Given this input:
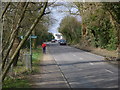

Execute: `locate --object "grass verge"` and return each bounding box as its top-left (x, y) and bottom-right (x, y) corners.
top-left (3, 47), bottom-right (43, 88)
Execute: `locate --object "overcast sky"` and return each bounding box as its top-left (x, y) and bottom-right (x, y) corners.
top-left (48, 2), bottom-right (81, 34)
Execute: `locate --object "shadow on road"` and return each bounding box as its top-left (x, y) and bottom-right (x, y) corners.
top-left (58, 60), bottom-right (117, 66)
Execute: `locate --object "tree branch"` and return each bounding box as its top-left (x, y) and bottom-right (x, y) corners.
top-left (1, 2), bottom-right (10, 19)
top-left (2, 1), bottom-right (48, 82)
top-left (2, 2), bottom-right (29, 70)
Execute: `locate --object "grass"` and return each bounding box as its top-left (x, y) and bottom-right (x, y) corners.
top-left (3, 47), bottom-right (43, 88)
top-left (31, 48), bottom-right (43, 73)
top-left (3, 77), bottom-right (30, 88)
top-left (73, 44), bottom-right (117, 58)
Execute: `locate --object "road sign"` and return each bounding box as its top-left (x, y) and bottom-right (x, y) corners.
top-left (30, 35), bottom-right (37, 39)
top-left (20, 35), bottom-right (37, 39)
top-left (20, 36), bottom-right (23, 39)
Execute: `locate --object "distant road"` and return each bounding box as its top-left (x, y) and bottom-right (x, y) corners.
top-left (48, 43), bottom-right (118, 88)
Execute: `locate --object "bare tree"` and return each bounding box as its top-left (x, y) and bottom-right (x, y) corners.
top-left (2, 1), bottom-right (48, 82)
top-left (0, 2), bottom-right (10, 19)
top-left (2, 2), bottom-right (29, 69)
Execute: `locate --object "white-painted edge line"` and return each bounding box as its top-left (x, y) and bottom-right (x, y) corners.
top-left (53, 56), bottom-right (72, 88)
top-left (89, 62), bottom-right (94, 65)
top-left (105, 69), bottom-right (114, 74)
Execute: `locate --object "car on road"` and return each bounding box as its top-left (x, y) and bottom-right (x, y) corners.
top-left (51, 39), bottom-right (57, 43)
top-left (59, 39), bottom-right (67, 45)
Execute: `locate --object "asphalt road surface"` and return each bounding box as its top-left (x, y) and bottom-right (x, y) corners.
top-left (47, 42), bottom-right (119, 88)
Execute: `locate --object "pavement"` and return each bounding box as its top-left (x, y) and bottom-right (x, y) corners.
top-left (31, 48), bottom-right (70, 88)
top-left (31, 43), bottom-right (119, 88)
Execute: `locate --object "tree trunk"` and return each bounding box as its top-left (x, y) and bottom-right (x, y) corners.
top-left (1, 3), bottom-right (20, 59)
top-left (2, 2), bottom-right (29, 70)
top-left (1, 2), bottom-right (10, 19)
top-left (2, 2), bottom-right (48, 82)
top-left (0, 2), bottom-right (3, 88)
top-left (13, 50), bottom-right (20, 67)
top-left (2, 38), bottom-right (15, 69)
top-left (11, 37), bottom-right (20, 67)
top-left (1, 2), bottom-right (11, 63)
top-left (11, 3), bottom-right (27, 67)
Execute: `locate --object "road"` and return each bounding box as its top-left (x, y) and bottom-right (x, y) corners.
top-left (47, 42), bottom-right (119, 88)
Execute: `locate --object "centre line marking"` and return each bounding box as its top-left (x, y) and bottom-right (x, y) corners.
top-left (89, 62), bottom-right (94, 65)
top-left (105, 69), bottom-right (114, 74)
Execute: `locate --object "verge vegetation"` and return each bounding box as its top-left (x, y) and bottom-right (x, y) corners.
top-left (3, 47), bottom-right (42, 88)
top-left (59, 3), bottom-right (120, 61)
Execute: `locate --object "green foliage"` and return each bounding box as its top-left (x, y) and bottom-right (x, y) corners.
top-left (3, 78), bottom-right (30, 88)
top-left (32, 48), bottom-right (42, 62)
top-left (31, 47), bottom-right (43, 73)
top-left (36, 32), bottom-right (53, 45)
top-left (4, 2), bottom-right (53, 49)
top-left (73, 2), bottom-right (118, 50)
top-left (20, 31), bottom-right (54, 49)
top-left (3, 47), bottom-right (43, 88)
top-left (106, 28), bottom-right (117, 50)
top-left (103, 3), bottom-right (120, 24)
top-left (59, 16), bottom-right (82, 44)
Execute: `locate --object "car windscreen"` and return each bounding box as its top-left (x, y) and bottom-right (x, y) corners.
top-left (60, 40), bottom-right (66, 42)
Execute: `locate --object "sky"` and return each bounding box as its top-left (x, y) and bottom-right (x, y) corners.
top-left (48, 4), bottom-right (69, 34)
top-left (48, 2), bottom-right (81, 34)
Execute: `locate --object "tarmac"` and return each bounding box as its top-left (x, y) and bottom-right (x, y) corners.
top-left (30, 49), bottom-right (70, 88)
top-left (30, 44), bottom-right (118, 88)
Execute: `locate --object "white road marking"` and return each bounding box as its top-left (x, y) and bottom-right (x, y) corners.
top-left (105, 69), bottom-right (114, 74)
top-left (73, 54), bottom-right (76, 56)
top-left (85, 52), bottom-right (92, 55)
top-left (84, 75), bottom-right (95, 78)
top-left (78, 69), bottom-right (83, 71)
top-left (79, 57), bottom-right (83, 60)
top-left (89, 62), bottom-right (94, 65)
top-left (91, 79), bottom-right (104, 82)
